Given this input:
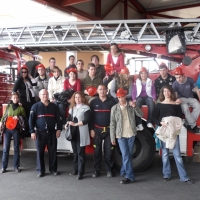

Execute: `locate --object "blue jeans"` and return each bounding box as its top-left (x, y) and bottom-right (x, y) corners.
top-left (136, 97), bottom-right (154, 124)
top-left (2, 129), bottom-right (20, 169)
top-left (117, 136), bottom-right (135, 181)
top-left (161, 136), bottom-right (189, 181)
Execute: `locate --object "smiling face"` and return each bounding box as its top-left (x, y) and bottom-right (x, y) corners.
top-left (163, 88), bottom-right (171, 99)
top-left (74, 93), bottom-right (82, 104)
top-left (53, 68), bottom-right (60, 78)
top-left (159, 68), bottom-right (168, 78)
top-left (37, 67), bottom-right (45, 76)
top-left (21, 69), bottom-right (28, 78)
top-left (97, 85), bottom-right (107, 98)
top-left (110, 44), bottom-right (118, 54)
top-left (140, 72), bottom-right (148, 81)
top-left (69, 71), bottom-right (76, 80)
top-left (91, 56), bottom-right (99, 66)
top-left (11, 94), bottom-right (19, 104)
top-left (175, 74), bottom-right (184, 83)
top-left (118, 95), bottom-right (126, 105)
top-left (76, 61), bottom-right (84, 71)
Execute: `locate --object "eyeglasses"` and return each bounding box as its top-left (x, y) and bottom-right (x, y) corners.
top-left (22, 71), bottom-right (27, 74)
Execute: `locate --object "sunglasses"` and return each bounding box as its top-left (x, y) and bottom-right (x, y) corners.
top-left (22, 71), bottom-right (27, 74)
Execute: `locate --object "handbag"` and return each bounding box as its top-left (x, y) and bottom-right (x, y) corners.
top-left (65, 124), bottom-right (73, 141)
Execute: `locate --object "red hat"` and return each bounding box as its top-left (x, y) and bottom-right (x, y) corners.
top-left (36, 63), bottom-right (45, 70)
top-left (139, 67), bottom-right (148, 73)
top-left (67, 68), bottom-right (77, 74)
top-left (104, 64), bottom-right (113, 75)
top-left (6, 116), bottom-right (18, 130)
top-left (86, 86), bottom-right (97, 96)
top-left (116, 88), bottom-right (127, 97)
top-left (21, 65), bottom-right (28, 71)
top-left (159, 62), bottom-right (167, 69)
top-left (174, 67), bottom-right (184, 75)
top-left (120, 67), bottom-right (129, 74)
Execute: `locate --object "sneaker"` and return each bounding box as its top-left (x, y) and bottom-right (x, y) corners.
top-left (147, 123), bottom-right (154, 128)
top-left (15, 168), bottom-right (21, 173)
top-left (92, 170), bottom-right (100, 178)
top-left (51, 171), bottom-right (59, 176)
top-left (37, 173), bottom-right (44, 178)
top-left (136, 124), bottom-right (144, 131)
top-left (1, 168), bottom-right (6, 173)
top-left (163, 178), bottom-right (171, 181)
top-left (184, 179), bottom-right (194, 184)
top-left (107, 171), bottom-right (113, 178)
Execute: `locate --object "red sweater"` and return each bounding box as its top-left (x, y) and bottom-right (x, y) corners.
top-left (64, 78), bottom-right (81, 92)
top-left (107, 53), bottom-right (124, 72)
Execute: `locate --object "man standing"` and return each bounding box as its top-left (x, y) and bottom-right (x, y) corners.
top-left (172, 67), bottom-right (200, 133)
top-left (82, 63), bottom-right (102, 102)
top-left (76, 60), bottom-right (88, 80)
top-left (110, 88), bottom-right (143, 184)
top-left (155, 62), bottom-right (175, 98)
top-left (29, 89), bottom-right (62, 177)
top-left (91, 55), bottom-right (105, 80)
top-left (33, 64), bottom-right (49, 101)
top-left (90, 84), bottom-right (116, 178)
top-left (64, 55), bottom-right (77, 78)
top-left (46, 57), bottom-right (62, 77)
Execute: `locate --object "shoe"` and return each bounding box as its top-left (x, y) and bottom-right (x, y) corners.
top-left (120, 178), bottom-right (134, 184)
top-left (136, 124), bottom-right (144, 131)
top-left (37, 173), bottom-right (44, 178)
top-left (185, 179), bottom-right (194, 184)
top-left (1, 168), bottom-right (6, 173)
top-left (15, 168), bottom-right (21, 173)
top-left (191, 126), bottom-right (200, 134)
top-left (92, 170), bottom-right (100, 178)
top-left (51, 171), bottom-right (59, 176)
top-left (69, 171), bottom-right (78, 175)
top-left (147, 123), bottom-right (154, 128)
top-left (107, 171), bottom-right (113, 178)
top-left (163, 178), bottom-right (170, 181)
top-left (77, 175), bottom-right (82, 180)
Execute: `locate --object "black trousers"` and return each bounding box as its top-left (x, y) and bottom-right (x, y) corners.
top-left (71, 130), bottom-right (86, 176)
top-left (36, 130), bottom-right (57, 174)
top-left (93, 128), bottom-right (114, 172)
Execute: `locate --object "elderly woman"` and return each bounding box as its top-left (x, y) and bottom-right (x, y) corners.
top-left (153, 85), bottom-right (193, 184)
top-left (0, 92), bottom-right (26, 173)
top-left (132, 67), bottom-right (156, 131)
top-left (65, 92), bottom-right (91, 180)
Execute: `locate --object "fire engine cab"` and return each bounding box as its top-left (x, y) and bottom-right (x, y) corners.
top-left (1, 18), bottom-right (200, 171)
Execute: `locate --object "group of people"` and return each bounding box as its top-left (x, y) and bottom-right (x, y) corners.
top-left (0, 43), bottom-right (199, 185)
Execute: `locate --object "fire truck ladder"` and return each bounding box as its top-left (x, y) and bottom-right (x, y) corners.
top-left (0, 19), bottom-right (200, 51)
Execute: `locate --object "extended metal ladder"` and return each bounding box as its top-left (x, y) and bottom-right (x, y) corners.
top-left (0, 19), bottom-right (200, 51)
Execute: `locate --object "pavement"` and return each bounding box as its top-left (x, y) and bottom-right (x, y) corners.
top-left (0, 146), bottom-right (200, 200)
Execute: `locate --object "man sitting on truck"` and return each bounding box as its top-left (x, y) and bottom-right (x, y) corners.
top-left (172, 66), bottom-right (200, 133)
top-left (155, 62), bottom-right (176, 99)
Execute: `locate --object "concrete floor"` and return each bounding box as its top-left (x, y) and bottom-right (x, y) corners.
top-left (0, 146), bottom-right (200, 200)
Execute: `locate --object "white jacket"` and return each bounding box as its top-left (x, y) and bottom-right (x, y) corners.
top-left (155, 116), bottom-right (182, 149)
top-left (48, 76), bottom-right (65, 100)
top-left (136, 78), bottom-right (153, 98)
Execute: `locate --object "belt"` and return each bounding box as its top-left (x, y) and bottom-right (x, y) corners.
top-left (94, 124), bottom-right (110, 133)
top-left (37, 129), bottom-right (53, 133)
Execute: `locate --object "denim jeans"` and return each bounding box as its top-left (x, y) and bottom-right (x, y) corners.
top-left (136, 97), bottom-right (154, 124)
top-left (2, 129), bottom-right (20, 169)
top-left (161, 136), bottom-right (189, 181)
top-left (117, 136), bottom-right (135, 181)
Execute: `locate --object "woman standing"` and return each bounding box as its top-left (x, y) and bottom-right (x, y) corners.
top-left (132, 67), bottom-right (156, 131)
top-left (0, 92), bottom-right (26, 173)
top-left (13, 65), bottom-right (36, 120)
top-left (65, 92), bottom-right (91, 180)
top-left (153, 85), bottom-right (193, 184)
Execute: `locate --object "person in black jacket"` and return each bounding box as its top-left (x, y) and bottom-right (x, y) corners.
top-left (90, 84), bottom-right (116, 178)
top-left (13, 65), bottom-right (36, 120)
top-left (29, 89), bottom-right (62, 178)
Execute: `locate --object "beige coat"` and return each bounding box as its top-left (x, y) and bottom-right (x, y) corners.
top-left (155, 116), bottom-right (182, 149)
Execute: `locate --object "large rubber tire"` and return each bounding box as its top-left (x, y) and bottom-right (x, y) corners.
top-left (114, 127), bottom-right (155, 172)
top-left (25, 60), bottom-right (41, 78)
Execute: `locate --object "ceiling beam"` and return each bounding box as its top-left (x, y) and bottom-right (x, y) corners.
top-left (101, 0), bottom-right (121, 19)
top-left (95, 0), bottom-right (101, 18)
top-left (147, 3), bottom-right (200, 14)
top-left (128, 0), bottom-right (146, 14)
top-left (151, 13), bottom-right (182, 19)
top-left (61, 0), bottom-right (91, 6)
top-left (124, 0), bottom-right (128, 19)
top-left (33, 0), bottom-right (100, 20)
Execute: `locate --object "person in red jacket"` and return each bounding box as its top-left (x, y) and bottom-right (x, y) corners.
top-left (64, 68), bottom-right (81, 92)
